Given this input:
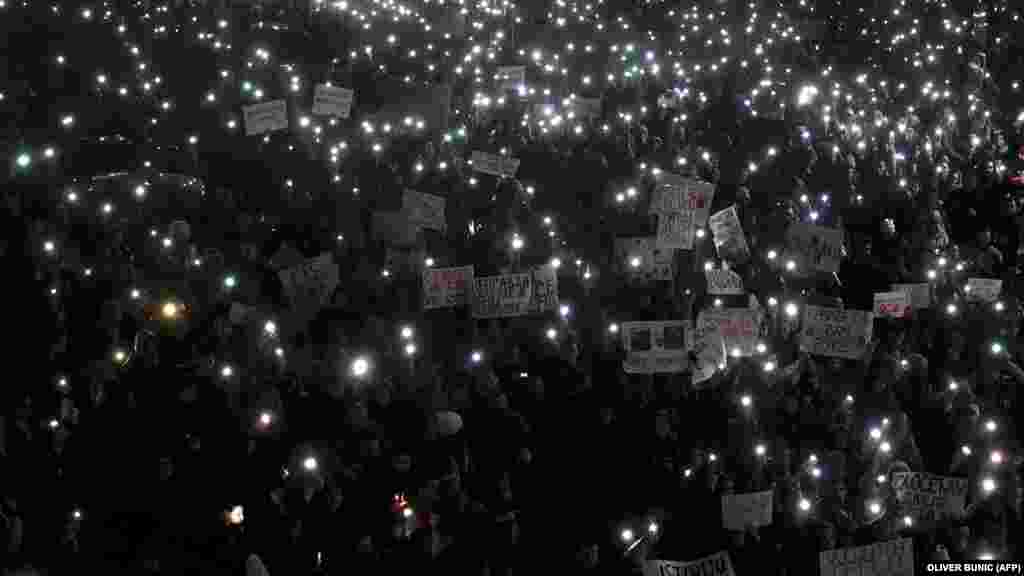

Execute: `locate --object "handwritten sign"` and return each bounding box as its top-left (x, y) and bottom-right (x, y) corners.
top-left (891, 472), bottom-right (967, 524)
top-left (471, 267), bottom-right (558, 318)
top-left (698, 308), bottom-right (760, 357)
top-left (874, 291), bottom-right (909, 318)
top-left (892, 283), bottom-right (931, 310)
top-left (614, 237), bottom-right (674, 281)
top-left (470, 151), bottom-right (520, 178)
top-left (819, 538), bottom-right (914, 576)
top-left (312, 85), bottom-right (354, 118)
top-left (656, 212), bottom-right (690, 250)
top-left (650, 175), bottom-right (715, 250)
top-left (721, 491), bottom-right (773, 531)
top-left (622, 321), bottom-right (691, 374)
top-left (706, 269), bottom-right (744, 295)
top-left (496, 65), bottom-right (526, 91)
top-left (403, 190), bottom-right (446, 232)
top-left (708, 205), bottom-right (750, 261)
top-left (965, 277), bottom-right (1002, 303)
top-left (785, 223), bottom-right (844, 274)
top-left (801, 306), bottom-right (874, 359)
top-left (645, 551), bottom-right (736, 576)
top-left (243, 100), bottom-right (288, 136)
top-left (278, 253), bottom-right (340, 309)
top-left (692, 316), bottom-right (726, 387)
top-left (422, 266), bottom-right (473, 310)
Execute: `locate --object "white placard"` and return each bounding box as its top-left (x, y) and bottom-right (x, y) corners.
top-left (965, 277), bottom-right (1002, 302)
top-left (422, 266), bottom-right (474, 310)
top-left (891, 472), bottom-right (968, 524)
top-left (471, 267), bottom-right (558, 318)
top-left (403, 189), bottom-right (446, 232)
top-left (470, 151), bottom-right (520, 178)
top-left (614, 237), bottom-right (674, 281)
top-left (697, 308), bottom-right (760, 357)
top-left (708, 205), bottom-right (749, 261)
top-left (645, 551), bottom-right (736, 576)
top-left (892, 283), bottom-right (931, 309)
top-left (705, 269), bottom-right (744, 295)
top-left (278, 253), bottom-right (340, 308)
top-left (496, 65), bottom-right (526, 91)
top-left (721, 491), bottom-right (773, 531)
top-left (243, 99), bottom-right (289, 136)
top-left (650, 175), bottom-right (714, 250)
top-left (874, 291), bottom-right (909, 319)
top-left (819, 538), bottom-right (914, 576)
top-left (621, 321), bottom-right (691, 374)
top-left (785, 223), bottom-right (844, 274)
top-left (800, 306), bottom-right (874, 359)
top-left (312, 85), bottom-right (354, 118)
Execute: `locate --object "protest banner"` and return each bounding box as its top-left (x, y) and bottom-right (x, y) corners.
top-left (614, 237), bottom-right (674, 281)
top-left (965, 277), bottom-right (1002, 303)
top-left (650, 175), bottom-right (715, 250)
top-left (372, 211), bottom-right (421, 246)
top-left (496, 65), bottom-right (526, 91)
top-left (890, 472), bottom-right (968, 523)
top-left (312, 85), bottom-right (354, 118)
top-left (785, 223), bottom-right (844, 274)
top-left (243, 99), bottom-right (288, 136)
top-left (621, 321), bottom-right (691, 374)
top-left (645, 551), bottom-right (736, 576)
top-left (697, 308), bottom-right (760, 356)
top-left (819, 538), bottom-right (913, 576)
top-left (892, 283), bottom-right (931, 310)
top-left (873, 291), bottom-right (909, 318)
top-left (422, 266), bottom-right (474, 310)
top-left (278, 253), bottom-right (340, 309)
top-left (705, 269), bottom-right (744, 295)
top-left (721, 490), bottom-right (773, 531)
top-left (402, 189), bottom-right (446, 232)
top-left (708, 205), bottom-right (749, 261)
top-left (800, 306), bottom-right (873, 359)
top-left (471, 267), bottom-right (558, 318)
top-left (470, 151), bottom-right (521, 178)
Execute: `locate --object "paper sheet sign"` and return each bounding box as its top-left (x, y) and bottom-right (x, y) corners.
top-left (892, 283), bottom-right (931, 309)
top-left (705, 269), bottom-right (744, 295)
top-left (697, 308), bottom-right (760, 357)
top-left (800, 306), bottom-right (874, 359)
top-left (470, 151), bottom-right (520, 177)
top-left (819, 538), bottom-right (913, 576)
top-left (651, 176), bottom-right (715, 250)
top-left (891, 472), bottom-right (967, 524)
top-left (312, 85), bottom-right (354, 118)
top-left (785, 223), bottom-right (844, 274)
top-left (621, 321), bottom-right (691, 374)
top-left (965, 277), bottom-right (1002, 302)
top-left (645, 551), bottom-right (736, 576)
top-left (422, 266), bottom-right (474, 310)
top-left (873, 291), bottom-right (909, 318)
top-left (471, 267), bottom-right (558, 318)
top-left (278, 253), bottom-right (340, 308)
top-left (721, 490), bottom-right (773, 531)
top-left (243, 99), bottom-right (289, 136)
top-left (692, 318), bottom-right (726, 387)
top-left (496, 65), bottom-right (526, 91)
top-left (708, 205), bottom-right (749, 261)
top-left (403, 189), bottom-right (446, 232)
top-left (614, 237), bottom-right (674, 281)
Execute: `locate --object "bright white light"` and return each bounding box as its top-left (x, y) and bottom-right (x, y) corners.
top-left (351, 356), bottom-right (370, 377)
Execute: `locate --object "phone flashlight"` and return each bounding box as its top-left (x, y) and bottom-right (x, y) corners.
top-left (303, 456), bottom-right (318, 472)
top-left (798, 498), bottom-right (812, 512)
top-left (981, 477), bottom-right (997, 494)
top-left (984, 419), bottom-right (997, 433)
top-left (620, 528), bottom-right (634, 543)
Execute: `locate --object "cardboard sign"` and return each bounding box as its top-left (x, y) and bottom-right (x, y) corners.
top-left (614, 237), bottom-right (674, 281)
top-left (496, 65), bottom-right (526, 91)
top-left (785, 223), bottom-right (844, 274)
top-left (650, 175), bottom-right (714, 250)
top-left (708, 205), bottom-right (750, 261)
top-left (800, 306), bottom-right (874, 359)
top-left (698, 308), bottom-right (760, 357)
top-left (422, 266), bottom-right (474, 310)
top-left (706, 269), bottom-right (744, 295)
top-left (470, 151), bottom-right (520, 178)
top-left (873, 291), bottom-right (909, 318)
top-left (243, 99), bottom-right (288, 136)
top-left (646, 551), bottom-right (736, 576)
top-left (891, 472), bottom-right (968, 523)
top-left (721, 491), bottom-right (773, 531)
top-left (471, 267), bottom-right (558, 318)
top-left (892, 283), bottom-right (930, 310)
top-left (621, 321), bottom-right (691, 374)
top-left (819, 538), bottom-right (914, 576)
top-left (402, 190), bottom-right (446, 232)
top-left (278, 253), bottom-right (340, 309)
top-left (372, 211), bottom-right (420, 246)
top-left (965, 277), bottom-right (1002, 302)
top-left (312, 85), bottom-right (354, 118)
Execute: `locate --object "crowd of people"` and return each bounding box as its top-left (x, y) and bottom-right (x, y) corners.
top-left (2, 0), bottom-right (1023, 574)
